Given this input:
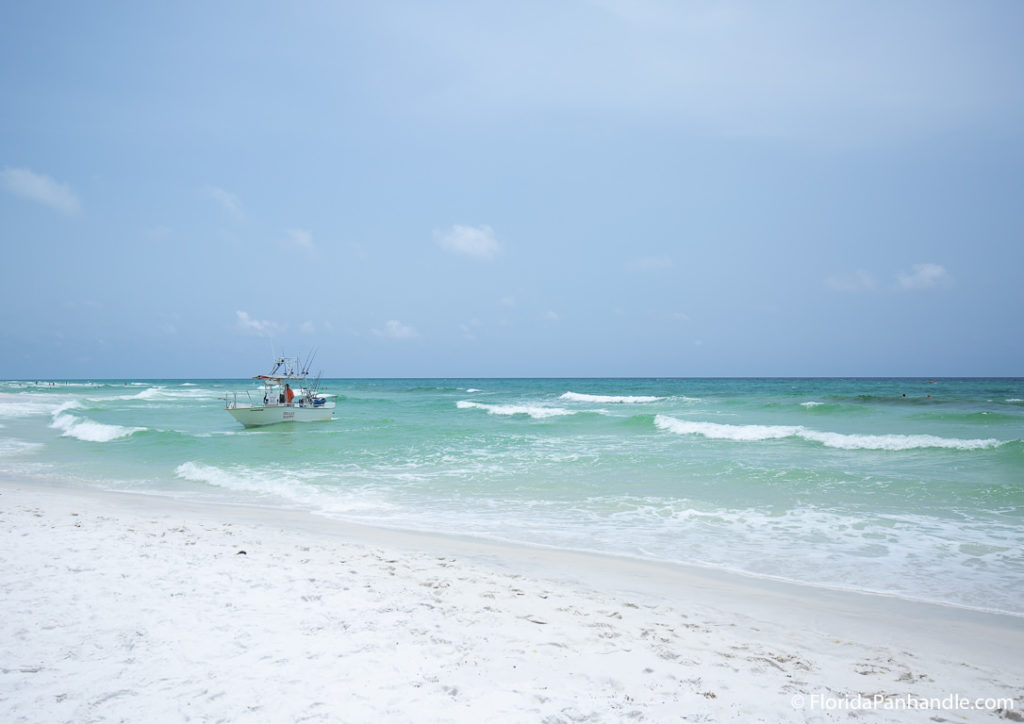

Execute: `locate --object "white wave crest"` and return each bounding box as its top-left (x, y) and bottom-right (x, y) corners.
top-left (653, 415), bottom-right (1004, 451)
top-left (655, 416), bottom-right (799, 442)
top-left (86, 386), bottom-right (220, 403)
top-left (0, 439), bottom-right (44, 456)
top-left (177, 461), bottom-right (283, 492)
top-left (560, 392), bottom-right (664, 404)
top-left (133, 386), bottom-right (219, 400)
top-left (457, 400), bottom-right (576, 419)
top-left (0, 393), bottom-right (71, 419)
top-left (49, 401), bottom-right (146, 442)
top-left (175, 461), bottom-right (323, 502)
top-left (800, 401), bottom-right (825, 407)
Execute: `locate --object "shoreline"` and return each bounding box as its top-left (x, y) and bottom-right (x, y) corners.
top-left (3, 477), bottom-right (1022, 722)
top-left (22, 472), bottom-right (1024, 622)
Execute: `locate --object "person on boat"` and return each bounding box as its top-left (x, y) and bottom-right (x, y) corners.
top-left (285, 383), bottom-right (295, 404)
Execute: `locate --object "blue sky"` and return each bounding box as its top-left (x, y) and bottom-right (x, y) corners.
top-left (2, 1), bottom-right (1022, 378)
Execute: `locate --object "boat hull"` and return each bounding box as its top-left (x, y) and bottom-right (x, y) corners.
top-left (226, 404), bottom-right (335, 428)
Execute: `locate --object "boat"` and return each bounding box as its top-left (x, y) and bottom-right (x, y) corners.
top-left (223, 356), bottom-right (335, 427)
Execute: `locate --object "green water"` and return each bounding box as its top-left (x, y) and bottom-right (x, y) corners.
top-left (2, 377), bottom-right (1022, 614)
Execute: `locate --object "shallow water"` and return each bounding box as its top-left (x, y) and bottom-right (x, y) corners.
top-left (2, 377), bottom-right (1022, 614)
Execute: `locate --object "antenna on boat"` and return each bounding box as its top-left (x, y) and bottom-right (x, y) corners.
top-left (302, 348), bottom-right (318, 377)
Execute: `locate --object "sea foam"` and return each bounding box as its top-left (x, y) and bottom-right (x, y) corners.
top-left (653, 415), bottom-right (1005, 451)
top-left (175, 461), bottom-right (309, 498)
top-left (560, 392), bottom-right (664, 404)
top-left (174, 461), bottom-right (390, 514)
top-left (0, 393), bottom-right (70, 419)
top-left (0, 438), bottom-right (44, 456)
top-left (49, 402), bottom-right (145, 442)
top-left (457, 400), bottom-right (576, 419)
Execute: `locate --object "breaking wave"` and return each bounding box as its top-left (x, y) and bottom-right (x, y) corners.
top-left (0, 393), bottom-right (72, 419)
top-left (560, 392), bottom-right (665, 404)
top-left (456, 400), bottom-right (576, 419)
top-left (653, 415), bottom-right (1006, 451)
top-left (175, 461), bottom-right (316, 499)
top-left (0, 439), bottom-right (44, 456)
top-left (49, 401), bottom-right (146, 442)
top-left (104, 386), bottom-right (220, 402)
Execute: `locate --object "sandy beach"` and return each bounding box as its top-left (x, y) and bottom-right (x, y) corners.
top-left (1, 479), bottom-right (1021, 723)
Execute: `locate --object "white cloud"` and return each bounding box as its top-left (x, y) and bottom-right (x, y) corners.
top-left (160, 313), bottom-right (180, 335)
top-left (894, 263), bottom-right (952, 292)
top-left (498, 296), bottom-right (516, 307)
top-left (1, 167), bottom-right (80, 214)
top-left (826, 264), bottom-right (952, 293)
top-left (460, 318), bottom-right (482, 340)
top-left (824, 270), bottom-right (879, 293)
top-left (202, 185), bottom-right (244, 221)
top-left (435, 224), bottom-right (501, 260)
top-left (235, 310), bottom-right (284, 337)
top-left (298, 321), bottom-right (316, 334)
top-left (281, 228), bottom-right (315, 252)
top-left (346, 241), bottom-right (369, 261)
top-left (393, 2), bottom-right (1018, 144)
top-left (147, 226), bottom-right (172, 241)
top-left (544, 310), bottom-right (560, 322)
top-left (373, 320), bottom-right (420, 340)
top-left (628, 255), bottom-right (673, 272)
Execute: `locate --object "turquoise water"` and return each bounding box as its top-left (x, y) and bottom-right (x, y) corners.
top-left (2, 377), bottom-right (1022, 614)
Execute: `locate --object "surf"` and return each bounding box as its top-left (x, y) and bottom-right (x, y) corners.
top-left (653, 414), bottom-right (1007, 451)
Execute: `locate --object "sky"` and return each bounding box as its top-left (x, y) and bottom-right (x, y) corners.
top-left (1, 0), bottom-right (1022, 378)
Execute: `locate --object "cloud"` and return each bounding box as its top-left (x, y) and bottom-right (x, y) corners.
top-left (826, 264), bottom-right (952, 293)
top-left (373, 320), bottom-right (420, 340)
top-left (202, 185), bottom-right (245, 221)
top-left (392, 3), bottom-right (1020, 143)
top-left (235, 310), bottom-right (284, 337)
top-left (894, 263), bottom-right (952, 292)
top-left (628, 255), bottom-right (673, 272)
top-left (280, 228), bottom-right (315, 252)
top-left (824, 269), bottom-right (879, 293)
top-left (298, 321), bottom-right (316, 334)
top-left (146, 226), bottom-right (172, 241)
top-left (460, 318), bottom-right (482, 340)
top-left (435, 224), bottom-right (501, 260)
top-left (1, 167), bottom-right (80, 214)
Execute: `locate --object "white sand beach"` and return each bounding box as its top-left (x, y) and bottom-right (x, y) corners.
top-left (1, 479), bottom-right (1021, 723)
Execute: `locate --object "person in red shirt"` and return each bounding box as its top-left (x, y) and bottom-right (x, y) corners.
top-left (285, 383), bottom-right (295, 404)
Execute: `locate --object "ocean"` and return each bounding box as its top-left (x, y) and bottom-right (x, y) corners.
top-left (2, 377), bottom-right (1022, 615)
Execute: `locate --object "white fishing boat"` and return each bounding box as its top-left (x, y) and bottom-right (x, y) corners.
top-left (223, 356), bottom-right (335, 427)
